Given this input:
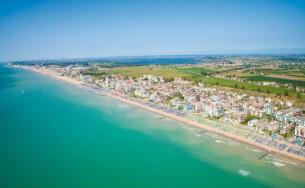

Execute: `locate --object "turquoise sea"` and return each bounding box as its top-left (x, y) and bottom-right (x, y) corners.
top-left (1, 64), bottom-right (305, 188)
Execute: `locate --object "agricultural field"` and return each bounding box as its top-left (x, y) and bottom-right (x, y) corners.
top-left (268, 74), bottom-right (305, 81)
top-left (244, 76), bottom-right (305, 87)
top-left (110, 66), bottom-right (190, 79)
top-left (220, 70), bottom-right (251, 78)
top-left (81, 67), bottom-right (109, 79)
top-left (248, 68), bottom-right (305, 79)
top-left (235, 64), bottom-right (305, 88)
top-left (176, 67), bottom-right (216, 76)
top-left (187, 76), bottom-right (300, 97)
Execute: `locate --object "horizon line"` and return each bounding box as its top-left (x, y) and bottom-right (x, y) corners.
top-left (2, 49), bottom-right (305, 63)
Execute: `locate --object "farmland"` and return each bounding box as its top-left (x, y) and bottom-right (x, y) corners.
top-left (110, 66), bottom-right (189, 79)
top-left (186, 76), bottom-right (300, 97)
top-left (176, 67), bottom-right (216, 76)
top-left (245, 76), bottom-right (305, 87)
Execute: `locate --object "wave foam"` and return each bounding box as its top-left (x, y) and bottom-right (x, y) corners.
top-left (250, 148), bottom-right (263, 153)
top-left (272, 161), bottom-right (286, 167)
top-left (215, 139), bottom-right (225, 144)
top-left (238, 169), bottom-right (250, 176)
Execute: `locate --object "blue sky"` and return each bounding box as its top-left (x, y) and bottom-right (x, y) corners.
top-left (0, 0), bottom-right (305, 61)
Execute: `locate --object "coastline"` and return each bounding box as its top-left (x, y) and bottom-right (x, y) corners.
top-left (16, 65), bottom-right (305, 163)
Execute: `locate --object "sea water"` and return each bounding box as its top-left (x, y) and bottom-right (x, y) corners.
top-left (0, 64), bottom-right (305, 188)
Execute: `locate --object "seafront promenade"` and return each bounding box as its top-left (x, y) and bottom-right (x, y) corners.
top-left (15, 65), bottom-right (305, 163)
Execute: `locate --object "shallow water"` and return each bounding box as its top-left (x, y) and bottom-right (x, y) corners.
top-left (0, 65), bottom-right (305, 188)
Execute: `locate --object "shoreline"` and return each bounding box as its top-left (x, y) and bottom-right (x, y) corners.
top-left (16, 65), bottom-right (305, 163)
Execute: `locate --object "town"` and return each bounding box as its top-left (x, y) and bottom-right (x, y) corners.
top-left (13, 60), bottom-right (305, 159)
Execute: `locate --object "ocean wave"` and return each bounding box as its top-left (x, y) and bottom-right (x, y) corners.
top-left (215, 139), bottom-right (225, 144)
top-left (227, 140), bottom-right (239, 146)
top-left (272, 161), bottom-right (286, 167)
top-left (249, 148), bottom-right (263, 153)
top-left (238, 169), bottom-right (250, 176)
top-left (276, 159), bottom-right (298, 165)
top-left (271, 158), bottom-right (297, 166)
top-left (263, 154), bottom-right (298, 167)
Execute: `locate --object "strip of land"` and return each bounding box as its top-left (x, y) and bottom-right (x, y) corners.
top-left (16, 65), bottom-right (305, 163)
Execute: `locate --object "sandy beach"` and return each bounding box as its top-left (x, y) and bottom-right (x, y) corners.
top-left (16, 65), bottom-right (305, 163)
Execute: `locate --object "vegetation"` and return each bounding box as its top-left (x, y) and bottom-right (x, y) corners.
top-left (176, 67), bottom-right (215, 76)
top-left (185, 76), bottom-right (301, 97)
top-left (81, 68), bottom-right (108, 79)
top-left (110, 66), bottom-right (189, 79)
top-left (241, 115), bottom-right (259, 125)
top-left (170, 92), bottom-right (184, 100)
top-left (245, 75), bottom-right (305, 87)
top-left (164, 77), bottom-right (175, 82)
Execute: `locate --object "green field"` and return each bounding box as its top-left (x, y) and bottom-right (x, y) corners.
top-left (251, 68), bottom-right (305, 77)
top-left (245, 76), bottom-right (305, 87)
top-left (187, 76), bottom-right (301, 97)
top-left (110, 66), bottom-right (189, 79)
top-left (176, 67), bottom-right (215, 76)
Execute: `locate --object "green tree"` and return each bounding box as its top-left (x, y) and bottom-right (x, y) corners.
top-left (284, 90), bottom-right (289, 96)
top-left (297, 92), bottom-right (302, 99)
top-left (201, 71), bottom-right (207, 76)
top-left (164, 77), bottom-right (174, 82)
top-left (178, 106), bottom-right (183, 111)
